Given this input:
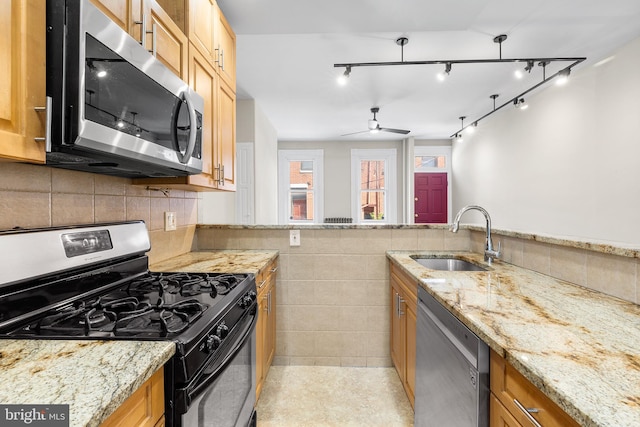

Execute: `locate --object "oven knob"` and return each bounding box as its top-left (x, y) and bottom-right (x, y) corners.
top-left (205, 334), bottom-right (221, 353)
top-left (241, 295), bottom-right (253, 308)
top-left (217, 323), bottom-right (229, 339)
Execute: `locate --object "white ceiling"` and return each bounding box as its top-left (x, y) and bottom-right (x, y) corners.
top-left (217, 0), bottom-right (640, 141)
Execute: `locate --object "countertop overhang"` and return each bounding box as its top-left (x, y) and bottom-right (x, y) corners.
top-left (387, 250), bottom-right (640, 427)
top-left (0, 340), bottom-right (175, 427)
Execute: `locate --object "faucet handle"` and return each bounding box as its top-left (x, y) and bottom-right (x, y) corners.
top-left (485, 240), bottom-right (501, 262)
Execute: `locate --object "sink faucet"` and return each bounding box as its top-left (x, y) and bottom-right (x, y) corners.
top-left (450, 205), bottom-right (500, 264)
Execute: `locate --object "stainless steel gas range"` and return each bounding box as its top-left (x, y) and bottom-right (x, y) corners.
top-left (0, 221), bottom-right (257, 427)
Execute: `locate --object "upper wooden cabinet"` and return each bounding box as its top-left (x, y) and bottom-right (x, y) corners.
top-left (89, 0), bottom-right (144, 39)
top-left (0, 0), bottom-right (46, 163)
top-left (132, 0), bottom-right (237, 192)
top-left (144, 0), bottom-right (188, 79)
top-left (215, 8), bottom-right (236, 90)
top-left (91, 0), bottom-right (187, 79)
top-left (188, 0), bottom-right (217, 63)
top-left (216, 77), bottom-right (236, 191)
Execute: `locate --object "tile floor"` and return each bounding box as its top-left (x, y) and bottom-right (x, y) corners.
top-left (256, 366), bottom-right (414, 426)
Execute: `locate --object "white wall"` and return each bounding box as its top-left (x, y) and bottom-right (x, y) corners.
top-left (452, 36), bottom-right (640, 245)
top-left (199, 100), bottom-right (279, 224)
top-left (254, 102), bottom-right (279, 224)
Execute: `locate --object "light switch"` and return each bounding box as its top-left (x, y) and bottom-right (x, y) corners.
top-left (290, 230), bottom-right (301, 246)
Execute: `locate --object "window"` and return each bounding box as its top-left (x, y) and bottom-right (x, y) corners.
top-left (351, 149), bottom-right (397, 224)
top-left (278, 150), bottom-right (324, 224)
top-left (415, 155), bottom-right (446, 171)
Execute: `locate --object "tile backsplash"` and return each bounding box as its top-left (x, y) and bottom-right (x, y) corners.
top-left (0, 162), bottom-right (197, 264)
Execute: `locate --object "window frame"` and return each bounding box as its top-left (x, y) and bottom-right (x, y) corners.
top-left (278, 149), bottom-right (324, 224)
top-left (351, 148), bottom-right (397, 224)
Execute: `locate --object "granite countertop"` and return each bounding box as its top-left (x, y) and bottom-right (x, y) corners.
top-left (150, 250), bottom-right (279, 275)
top-left (0, 340), bottom-right (175, 427)
top-left (387, 250), bottom-right (640, 427)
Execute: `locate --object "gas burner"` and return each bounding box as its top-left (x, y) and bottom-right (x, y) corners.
top-left (114, 298), bottom-right (208, 336)
top-left (126, 272), bottom-right (242, 298)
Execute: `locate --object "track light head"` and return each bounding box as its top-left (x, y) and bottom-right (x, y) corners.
top-left (337, 66), bottom-right (351, 85)
top-left (556, 68), bottom-right (571, 86)
top-left (437, 62), bottom-right (452, 82)
top-left (466, 122), bottom-right (478, 134)
top-left (513, 98), bottom-right (528, 110)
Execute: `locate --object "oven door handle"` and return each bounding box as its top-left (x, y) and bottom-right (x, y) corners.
top-left (185, 304), bottom-right (258, 406)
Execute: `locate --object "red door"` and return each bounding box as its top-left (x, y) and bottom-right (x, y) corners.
top-left (414, 173), bottom-right (447, 223)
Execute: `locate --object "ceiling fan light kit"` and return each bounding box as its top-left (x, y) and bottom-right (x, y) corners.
top-left (342, 107), bottom-right (411, 136)
top-left (334, 34), bottom-right (585, 138)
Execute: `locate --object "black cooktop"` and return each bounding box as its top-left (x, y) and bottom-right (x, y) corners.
top-left (1, 269), bottom-right (248, 340)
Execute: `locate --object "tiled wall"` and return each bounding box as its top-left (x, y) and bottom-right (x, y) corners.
top-left (470, 231), bottom-right (639, 304)
top-left (0, 163), bottom-right (198, 264)
top-left (195, 227), bottom-right (471, 367)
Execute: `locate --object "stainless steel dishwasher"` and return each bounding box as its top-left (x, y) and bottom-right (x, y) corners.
top-left (415, 286), bottom-right (489, 427)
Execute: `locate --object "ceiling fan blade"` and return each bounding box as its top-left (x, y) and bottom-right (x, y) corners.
top-left (380, 127), bottom-right (410, 135)
top-left (341, 130), bottom-right (371, 136)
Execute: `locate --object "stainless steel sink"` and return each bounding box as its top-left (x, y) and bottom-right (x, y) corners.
top-left (410, 256), bottom-right (487, 272)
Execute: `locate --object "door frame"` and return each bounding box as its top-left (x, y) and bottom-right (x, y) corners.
top-left (412, 146), bottom-right (452, 224)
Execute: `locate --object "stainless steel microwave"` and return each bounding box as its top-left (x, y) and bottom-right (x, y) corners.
top-left (45, 0), bottom-right (204, 178)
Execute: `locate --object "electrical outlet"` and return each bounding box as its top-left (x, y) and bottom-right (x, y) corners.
top-left (290, 230), bottom-right (301, 246)
top-left (164, 211), bottom-right (177, 231)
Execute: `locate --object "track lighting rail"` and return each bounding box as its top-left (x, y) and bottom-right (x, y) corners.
top-left (334, 34), bottom-right (586, 139)
top-left (447, 60), bottom-right (582, 137)
top-left (334, 57), bottom-right (585, 69)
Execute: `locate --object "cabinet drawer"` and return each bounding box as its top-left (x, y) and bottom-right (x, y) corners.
top-left (490, 350), bottom-right (579, 427)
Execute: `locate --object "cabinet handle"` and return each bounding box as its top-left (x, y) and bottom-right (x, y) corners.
top-left (270, 266), bottom-right (278, 273)
top-left (34, 96), bottom-right (52, 151)
top-left (134, 18), bottom-right (145, 46)
top-left (258, 280), bottom-right (267, 289)
top-left (398, 296), bottom-right (405, 317)
top-left (267, 291), bottom-right (271, 314)
top-left (215, 45), bottom-right (224, 71)
top-left (150, 23), bottom-right (157, 57)
top-left (513, 399), bottom-right (542, 427)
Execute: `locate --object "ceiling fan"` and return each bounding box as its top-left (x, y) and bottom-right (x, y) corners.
top-left (342, 107), bottom-right (410, 136)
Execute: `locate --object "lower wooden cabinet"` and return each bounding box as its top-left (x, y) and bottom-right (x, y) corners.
top-left (490, 350), bottom-right (580, 427)
top-left (256, 258), bottom-right (278, 401)
top-left (389, 262), bottom-right (417, 408)
top-left (100, 367), bottom-right (165, 427)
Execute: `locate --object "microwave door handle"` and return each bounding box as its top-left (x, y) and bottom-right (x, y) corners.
top-left (178, 91), bottom-right (198, 165)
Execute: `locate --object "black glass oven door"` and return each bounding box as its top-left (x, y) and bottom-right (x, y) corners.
top-left (177, 308), bottom-right (257, 427)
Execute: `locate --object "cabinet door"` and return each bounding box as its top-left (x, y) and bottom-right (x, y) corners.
top-left (144, 0), bottom-right (188, 79)
top-left (215, 7), bottom-right (236, 90)
top-left (0, 0), bottom-right (46, 163)
top-left (90, 0), bottom-right (144, 40)
top-left (215, 78), bottom-right (236, 191)
top-left (390, 283), bottom-right (403, 377)
top-left (405, 301), bottom-right (416, 408)
top-left (187, 46), bottom-right (217, 188)
top-left (188, 0), bottom-right (217, 63)
top-left (266, 278), bottom-right (277, 367)
top-left (100, 367), bottom-right (164, 427)
top-left (255, 283), bottom-right (267, 400)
